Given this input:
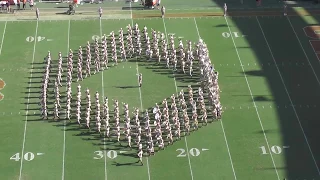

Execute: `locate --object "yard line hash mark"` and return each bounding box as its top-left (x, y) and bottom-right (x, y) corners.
top-left (61, 19), bottom-right (70, 180)
top-left (0, 21), bottom-right (7, 56)
top-left (256, 16), bottom-right (320, 175)
top-left (194, 17), bottom-right (237, 180)
top-left (163, 17), bottom-right (194, 180)
top-left (19, 20), bottom-right (39, 180)
top-left (225, 16), bottom-right (280, 180)
top-left (99, 17), bottom-right (108, 180)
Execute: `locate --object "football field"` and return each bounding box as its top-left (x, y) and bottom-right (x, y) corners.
top-left (1, 2), bottom-right (320, 180)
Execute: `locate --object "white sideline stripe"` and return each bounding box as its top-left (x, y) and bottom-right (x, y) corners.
top-left (287, 17), bottom-right (320, 87)
top-left (129, 2), bottom-right (151, 180)
top-left (19, 20), bottom-right (39, 180)
top-left (99, 18), bottom-right (108, 180)
top-left (193, 17), bottom-right (237, 180)
top-left (0, 21), bottom-right (7, 56)
top-left (225, 17), bottom-right (280, 180)
top-left (162, 17), bottom-right (194, 180)
top-left (257, 16), bottom-right (320, 175)
top-left (0, 15), bottom-right (297, 22)
top-left (314, 30), bottom-right (320, 35)
top-left (308, 40), bottom-right (320, 62)
top-left (61, 19), bottom-right (70, 180)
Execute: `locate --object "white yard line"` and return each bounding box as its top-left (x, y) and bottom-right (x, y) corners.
top-left (130, 3), bottom-right (133, 19)
top-left (256, 16), bottom-right (320, 175)
top-left (193, 17), bottom-right (237, 180)
top-left (224, 17), bottom-right (280, 180)
top-left (99, 18), bottom-right (108, 180)
top-left (193, 18), bottom-right (201, 38)
top-left (287, 17), bottom-right (320, 86)
top-left (162, 17), bottom-right (194, 180)
top-left (129, 2), bottom-right (151, 180)
top-left (61, 20), bottom-right (70, 180)
top-left (19, 20), bottom-right (39, 180)
top-left (0, 21), bottom-right (7, 56)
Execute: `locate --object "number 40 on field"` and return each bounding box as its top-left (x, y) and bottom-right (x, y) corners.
top-left (10, 152), bottom-right (44, 162)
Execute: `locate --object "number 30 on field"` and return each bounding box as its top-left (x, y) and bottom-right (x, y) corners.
top-left (93, 150), bottom-right (117, 159)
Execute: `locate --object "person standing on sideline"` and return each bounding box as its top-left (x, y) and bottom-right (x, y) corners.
top-left (223, 3), bottom-right (227, 17)
top-left (29, 0), bottom-right (34, 10)
top-left (256, 0), bottom-right (261, 6)
top-left (17, 0), bottom-right (21, 10)
top-left (283, 4), bottom-right (287, 16)
top-left (22, 0), bottom-right (26, 9)
top-left (98, 7), bottom-right (102, 19)
top-left (161, 5), bottom-right (165, 18)
top-left (138, 73), bottom-right (142, 87)
top-left (156, 0), bottom-right (161, 9)
top-left (73, 0), bottom-right (78, 7)
top-left (36, 7), bottom-right (39, 20)
top-left (6, 0), bottom-right (10, 13)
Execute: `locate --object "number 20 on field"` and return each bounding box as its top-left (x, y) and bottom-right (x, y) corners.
top-left (176, 148), bottom-right (209, 157)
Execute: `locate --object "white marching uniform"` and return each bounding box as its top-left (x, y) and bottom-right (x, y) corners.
top-left (224, 3), bottom-right (227, 17)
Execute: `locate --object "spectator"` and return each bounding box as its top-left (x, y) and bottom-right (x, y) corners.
top-left (29, 0), bottom-right (34, 10)
top-left (17, 0), bottom-right (20, 10)
top-left (156, 0), bottom-right (160, 9)
top-left (6, 0), bottom-right (10, 12)
top-left (256, 0), bottom-right (261, 6)
top-left (22, 0), bottom-right (26, 9)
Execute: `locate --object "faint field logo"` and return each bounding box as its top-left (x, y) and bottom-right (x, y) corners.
top-left (0, 79), bottom-right (5, 101)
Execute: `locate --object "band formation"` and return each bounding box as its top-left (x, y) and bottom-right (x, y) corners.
top-left (39, 23), bottom-right (223, 165)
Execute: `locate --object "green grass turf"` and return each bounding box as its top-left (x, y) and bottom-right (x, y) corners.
top-left (1, 12), bottom-right (320, 180)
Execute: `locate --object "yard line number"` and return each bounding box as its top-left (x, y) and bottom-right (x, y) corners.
top-left (94, 150), bottom-right (117, 159)
top-left (222, 32), bottom-right (240, 38)
top-left (259, 145), bottom-right (289, 155)
top-left (10, 152), bottom-right (35, 161)
top-left (26, 36), bottom-right (46, 42)
top-left (176, 148), bottom-right (209, 157)
top-left (92, 35), bottom-right (101, 41)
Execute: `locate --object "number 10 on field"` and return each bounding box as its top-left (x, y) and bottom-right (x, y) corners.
top-left (259, 145), bottom-right (289, 155)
